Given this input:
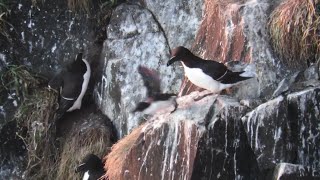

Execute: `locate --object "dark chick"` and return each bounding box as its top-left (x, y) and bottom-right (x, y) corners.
top-left (75, 154), bottom-right (105, 180)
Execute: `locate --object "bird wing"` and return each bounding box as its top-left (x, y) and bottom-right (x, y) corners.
top-left (193, 59), bottom-right (251, 84)
top-left (138, 66), bottom-right (161, 97)
top-left (191, 59), bottom-right (229, 80)
top-left (48, 70), bottom-right (64, 91)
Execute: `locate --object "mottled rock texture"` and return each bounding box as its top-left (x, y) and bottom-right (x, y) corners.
top-left (272, 163), bottom-right (317, 179)
top-left (94, 4), bottom-right (187, 138)
top-left (1, 0), bottom-right (320, 179)
top-left (0, 1), bottom-right (107, 76)
top-left (104, 86), bottom-right (320, 180)
top-left (143, 0), bottom-right (204, 49)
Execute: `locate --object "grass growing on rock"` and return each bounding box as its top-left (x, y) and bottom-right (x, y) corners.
top-left (0, 0), bottom-right (9, 39)
top-left (1, 65), bottom-right (60, 179)
top-left (57, 118), bottom-right (113, 180)
top-left (269, 0), bottom-right (320, 69)
top-left (16, 89), bottom-right (59, 180)
top-left (0, 65), bottom-right (40, 100)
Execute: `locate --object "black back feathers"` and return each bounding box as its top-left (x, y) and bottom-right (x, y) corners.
top-left (75, 154), bottom-right (105, 180)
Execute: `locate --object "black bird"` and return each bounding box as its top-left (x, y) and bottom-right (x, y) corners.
top-left (132, 66), bottom-right (177, 115)
top-left (167, 46), bottom-right (252, 94)
top-left (75, 154), bottom-right (105, 180)
top-left (48, 52), bottom-right (91, 120)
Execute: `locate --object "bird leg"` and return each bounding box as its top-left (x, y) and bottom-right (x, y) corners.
top-left (170, 99), bottom-right (178, 114)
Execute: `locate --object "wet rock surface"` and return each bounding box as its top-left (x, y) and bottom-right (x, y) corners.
top-left (272, 163), bottom-right (318, 179)
top-left (104, 85), bottom-right (320, 180)
top-left (0, 1), bottom-right (106, 77)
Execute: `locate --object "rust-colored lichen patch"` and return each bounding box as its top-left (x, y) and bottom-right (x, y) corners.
top-left (103, 119), bottom-right (202, 180)
top-left (103, 125), bottom-right (145, 180)
top-left (180, 0), bottom-right (251, 96)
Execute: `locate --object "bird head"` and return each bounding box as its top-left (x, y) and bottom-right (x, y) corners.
top-left (167, 46), bottom-right (192, 66)
top-left (75, 154), bottom-right (103, 173)
top-left (75, 52), bottom-right (83, 62)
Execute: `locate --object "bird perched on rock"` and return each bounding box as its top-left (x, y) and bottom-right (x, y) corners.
top-left (132, 66), bottom-right (177, 115)
top-left (167, 46), bottom-right (252, 94)
top-left (48, 52), bottom-right (91, 120)
top-left (75, 154), bottom-right (105, 180)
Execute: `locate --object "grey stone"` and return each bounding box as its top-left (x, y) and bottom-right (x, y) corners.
top-left (94, 4), bottom-right (183, 138)
top-left (242, 86), bottom-right (320, 175)
top-left (143, 0), bottom-right (204, 49)
top-left (272, 163), bottom-right (319, 179)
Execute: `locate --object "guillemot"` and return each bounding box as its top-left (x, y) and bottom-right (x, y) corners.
top-left (167, 46), bottom-right (252, 94)
top-left (132, 66), bottom-right (177, 115)
top-left (48, 52), bottom-right (91, 120)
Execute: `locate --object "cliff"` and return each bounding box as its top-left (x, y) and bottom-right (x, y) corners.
top-left (0, 0), bottom-right (319, 179)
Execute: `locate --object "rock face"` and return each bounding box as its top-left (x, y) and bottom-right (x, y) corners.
top-left (0, 1), bottom-right (105, 76)
top-left (272, 163), bottom-right (317, 179)
top-left (1, 0), bottom-right (320, 179)
top-left (0, 0), bottom-right (110, 126)
top-left (94, 3), bottom-right (193, 138)
top-left (242, 87), bottom-right (320, 176)
top-left (143, 0), bottom-right (204, 49)
top-left (104, 86), bottom-right (320, 179)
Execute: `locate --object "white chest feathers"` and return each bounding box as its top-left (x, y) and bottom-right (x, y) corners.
top-left (143, 97), bottom-right (176, 115)
top-left (182, 63), bottom-right (233, 93)
top-left (82, 171), bottom-right (89, 180)
top-left (67, 59), bottom-right (91, 112)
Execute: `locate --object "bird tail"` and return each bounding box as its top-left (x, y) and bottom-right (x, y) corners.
top-left (234, 71), bottom-right (253, 81)
top-left (220, 71), bottom-right (252, 84)
top-left (239, 64), bottom-right (256, 78)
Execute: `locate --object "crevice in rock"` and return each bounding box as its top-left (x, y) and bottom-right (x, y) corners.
top-left (135, 3), bottom-right (172, 53)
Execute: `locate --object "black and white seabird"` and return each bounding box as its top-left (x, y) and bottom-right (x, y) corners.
top-left (167, 46), bottom-right (252, 94)
top-left (75, 154), bottom-right (105, 180)
top-left (48, 52), bottom-right (91, 120)
top-left (132, 66), bottom-right (177, 115)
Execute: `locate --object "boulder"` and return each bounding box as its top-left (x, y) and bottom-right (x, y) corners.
top-left (242, 86), bottom-right (320, 176)
top-left (94, 4), bottom-right (184, 138)
top-left (104, 91), bottom-right (260, 180)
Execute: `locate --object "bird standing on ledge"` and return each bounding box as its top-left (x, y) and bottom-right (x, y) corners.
top-left (48, 52), bottom-right (91, 120)
top-left (167, 46), bottom-right (252, 94)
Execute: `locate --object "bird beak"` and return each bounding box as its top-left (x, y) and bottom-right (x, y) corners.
top-left (75, 163), bottom-right (86, 173)
top-left (167, 56), bottom-right (179, 66)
